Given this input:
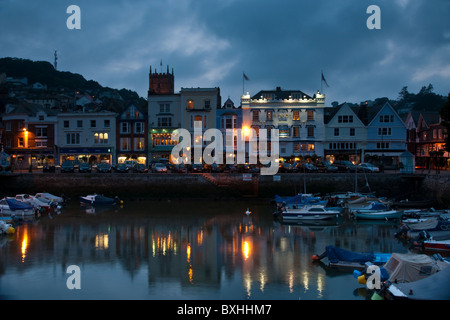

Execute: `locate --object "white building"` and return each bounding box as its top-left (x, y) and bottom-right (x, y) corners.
top-left (56, 111), bottom-right (117, 165)
top-left (241, 87), bottom-right (326, 161)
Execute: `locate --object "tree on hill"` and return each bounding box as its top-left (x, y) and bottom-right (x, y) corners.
top-left (396, 84), bottom-right (446, 112)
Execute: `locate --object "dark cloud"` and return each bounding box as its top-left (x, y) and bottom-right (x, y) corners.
top-left (0, 0), bottom-right (449, 106)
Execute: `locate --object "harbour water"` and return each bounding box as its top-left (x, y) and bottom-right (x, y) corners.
top-left (0, 199), bottom-right (410, 300)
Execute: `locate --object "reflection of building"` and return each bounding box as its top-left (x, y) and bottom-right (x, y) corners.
top-left (1, 101), bottom-right (57, 169)
top-left (56, 111), bottom-right (117, 165)
top-left (241, 87), bottom-right (325, 160)
top-left (116, 104), bottom-right (148, 165)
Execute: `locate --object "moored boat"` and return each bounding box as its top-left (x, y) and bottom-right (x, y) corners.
top-left (353, 209), bottom-right (403, 220)
top-left (423, 239), bottom-right (450, 253)
top-left (0, 198), bottom-right (35, 217)
top-left (80, 194), bottom-right (122, 206)
top-left (275, 204), bottom-right (339, 221)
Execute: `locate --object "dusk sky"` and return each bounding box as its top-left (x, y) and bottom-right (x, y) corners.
top-left (1, 0), bottom-right (449, 106)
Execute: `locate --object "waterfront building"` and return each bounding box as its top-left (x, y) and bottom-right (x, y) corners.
top-left (116, 103), bottom-right (148, 165)
top-left (147, 65), bottom-right (181, 162)
top-left (1, 101), bottom-right (57, 170)
top-left (413, 112), bottom-right (449, 169)
top-left (56, 111), bottom-right (117, 165)
top-left (216, 98), bottom-right (242, 158)
top-left (323, 103), bottom-right (367, 163)
top-left (364, 102), bottom-right (407, 168)
top-left (241, 87), bottom-right (326, 161)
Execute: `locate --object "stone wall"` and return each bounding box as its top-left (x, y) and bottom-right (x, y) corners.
top-left (0, 172), bottom-right (420, 201)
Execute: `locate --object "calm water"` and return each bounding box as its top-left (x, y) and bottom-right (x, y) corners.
top-left (0, 199), bottom-right (409, 300)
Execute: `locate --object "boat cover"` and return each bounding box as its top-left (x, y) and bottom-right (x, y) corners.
top-left (389, 264), bottom-right (450, 300)
top-left (325, 246), bottom-right (375, 264)
top-left (5, 198), bottom-right (34, 211)
top-left (384, 253), bottom-right (449, 283)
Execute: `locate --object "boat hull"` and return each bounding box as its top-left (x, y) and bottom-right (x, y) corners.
top-left (423, 240), bottom-right (450, 253)
top-left (353, 210), bottom-right (402, 220)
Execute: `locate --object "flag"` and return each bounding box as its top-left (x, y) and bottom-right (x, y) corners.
top-left (243, 73), bottom-right (249, 81)
top-left (321, 72), bottom-right (329, 87)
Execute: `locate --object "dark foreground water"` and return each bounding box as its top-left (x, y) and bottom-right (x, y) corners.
top-left (0, 199), bottom-right (409, 300)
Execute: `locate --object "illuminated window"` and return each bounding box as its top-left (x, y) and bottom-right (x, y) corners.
top-left (293, 126), bottom-right (300, 138)
top-left (187, 100), bottom-right (194, 109)
top-left (307, 110), bottom-right (314, 121)
top-left (293, 110), bottom-right (300, 121)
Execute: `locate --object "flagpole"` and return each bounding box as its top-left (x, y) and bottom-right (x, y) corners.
top-left (321, 70), bottom-right (323, 93)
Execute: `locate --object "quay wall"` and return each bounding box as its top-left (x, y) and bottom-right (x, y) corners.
top-left (0, 172), bottom-right (428, 202)
top-left (422, 174), bottom-right (450, 208)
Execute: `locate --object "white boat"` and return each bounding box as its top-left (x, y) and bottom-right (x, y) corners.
top-left (353, 210), bottom-right (403, 220)
top-left (277, 204), bottom-right (339, 221)
top-left (34, 192), bottom-right (65, 204)
top-left (349, 201), bottom-right (391, 213)
top-left (0, 198), bottom-right (35, 216)
top-left (13, 194), bottom-right (52, 213)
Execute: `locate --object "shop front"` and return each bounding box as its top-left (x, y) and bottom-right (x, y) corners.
top-left (58, 147), bottom-right (114, 165)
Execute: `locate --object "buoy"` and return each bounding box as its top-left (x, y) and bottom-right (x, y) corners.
top-left (311, 255), bottom-right (319, 261)
top-left (245, 208), bottom-right (251, 215)
top-left (357, 275), bottom-right (367, 285)
top-left (7, 226), bottom-right (15, 234)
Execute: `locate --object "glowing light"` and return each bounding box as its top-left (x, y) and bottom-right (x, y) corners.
top-left (242, 126), bottom-right (251, 137)
top-left (21, 230), bottom-right (29, 262)
top-left (242, 240), bottom-right (251, 260)
top-left (186, 243), bottom-right (191, 263)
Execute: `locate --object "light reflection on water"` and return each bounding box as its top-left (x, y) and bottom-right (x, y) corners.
top-left (0, 200), bottom-right (409, 300)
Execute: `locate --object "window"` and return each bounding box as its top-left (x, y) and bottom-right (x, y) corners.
top-left (158, 117), bottom-right (172, 128)
top-left (293, 126), bottom-right (300, 138)
top-left (94, 133), bottom-right (109, 144)
top-left (204, 100), bottom-right (211, 109)
top-left (64, 120), bottom-right (69, 128)
top-left (36, 127), bottom-right (48, 137)
top-left (134, 138), bottom-right (145, 151)
top-left (338, 115), bottom-right (353, 123)
top-left (307, 126), bottom-right (314, 137)
top-left (121, 122), bottom-right (130, 134)
top-left (378, 128), bottom-right (392, 136)
top-left (307, 110), bottom-right (314, 121)
top-left (380, 115), bottom-right (394, 123)
top-left (77, 120), bottom-right (83, 128)
top-left (187, 100), bottom-right (194, 109)
top-left (18, 137), bottom-right (24, 148)
top-left (252, 110), bottom-right (259, 121)
top-left (350, 128), bottom-right (355, 136)
top-left (90, 120), bottom-right (96, 128)
top-left (66, 133), bottom-right (80, 145)
top-left (135, 122), bottom-right (144, 133)
top-left (334, 128), bottom-right (339, 136)
top-left (377, 142), bottom-right (390, 149)
top-left (104, 120), bottom-right (110, 128)
top-left (35, 140), bottom-right (47, 147)
top-left (160, 104), bottom-right (170, 113)
top-left (267, 111), bottom-right (273, 121)
top-left (120, 138), bottom-right (130, 151)
top-left (293, 110), bottom-right (300, 121)
top-left (5, 122), bottom-right (11, 131)
top-left (39, 115), bottom-right (44, 121)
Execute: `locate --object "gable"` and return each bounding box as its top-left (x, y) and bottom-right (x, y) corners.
top-left (327, 103), bottom-right (365, 127)
top-left (367, 102), bottom-right (405, 128)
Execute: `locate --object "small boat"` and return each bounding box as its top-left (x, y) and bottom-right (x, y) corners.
top-left (13, 194), bottom-right (52, 213)
top-left (276, 204), bottom-right (339, 221)
top-left (423, 239), bottom-right (450, 253)
top-left (34, 192), bottom-right (67, 205)
top-left (80, 194), bottom-right (122, 206)
top-left (353, 210), bottom-right (403, 220)
top-left (0, 220), bottom-right (15, 234)
top-left (312, 245), bottom-right (391, 270)
top-left (271, 193), bottom-right (327, 207)
top-left (349, 201), bottom-right (391, 213)
top-left (395, 218), bottom-right (450, 240)
top-left (386, 263), bottom-right (450, 300)
top-left (0, 198), bottom-right (35, 217)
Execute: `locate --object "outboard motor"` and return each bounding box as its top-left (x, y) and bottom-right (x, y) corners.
top-left (394, 223), bottom-right (410, 238)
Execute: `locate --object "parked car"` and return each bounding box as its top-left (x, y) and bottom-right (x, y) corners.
top-left (358, 162), bottom-right (380, 173)
top-left (115, 163), bottom-right (129, 173)
top-left (333, 160), bottom-right (357, 172)
top-left (302, 163), bottom-right (319, 173)
top-left (151, 163), bottom-right (167, 173)
top-left (78, 162), bottom-right (92, 173)
top-left (61, 160), bottom-right (75, 173)
top-left (279, 163), bottom-right (297, 173)
top-left (136, 164), bottom-right (148, 173)
top-left (124, 160), bottom-right (138, 171)
top-left (97, 163), bottom-right (112, 173)
top-left (42, 164), bottom-right (55, 173)
top-left (172, 164), bottom-right (187, 173)
top-left (190, 164), bottom-right (203, 173)
top-left (316, 161), bottom-right (338, 173)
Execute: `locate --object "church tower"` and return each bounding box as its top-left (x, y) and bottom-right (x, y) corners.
top-left (148, 64), bottom-right (175, 96)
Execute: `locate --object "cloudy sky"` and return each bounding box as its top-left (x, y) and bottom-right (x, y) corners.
top-left (1, 0), bottom-right (449, 106)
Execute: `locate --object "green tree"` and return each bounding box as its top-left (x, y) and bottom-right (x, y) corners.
top-left (440, 93), bottom-right (450, 152)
